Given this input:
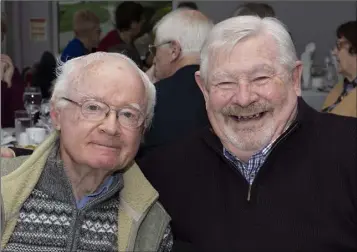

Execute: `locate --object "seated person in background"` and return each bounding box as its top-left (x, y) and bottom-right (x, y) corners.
top-left (177, 1), bottom-right (198, 10)
top-left (142, 51), bottom-right (154, 72)
top-left (137, 9), bottom-right (213, 158)
top-left (322, 21), bottom-right (357, 117)
top-left (138, 16), bottom-right (357, 251)
top-left (1, 14), bottom-right (25, 128)
top-left (232, 2), bottom-right (295, 44)
top-left (97, 1), bottom-right (144, 68)
top-left (232, 2), bottom-right (276, 17)
top-left (1, 52), bottom-right (172, 252)
top-left (31, 51), bottom-right (57, 99)
top-left (60, 10), bottom-right (101, 62)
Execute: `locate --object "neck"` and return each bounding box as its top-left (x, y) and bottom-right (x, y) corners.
top-left (77, 36), bottom-right (92, 50)
top-left (345, 71), bottom-right (357, 82)
top-left (60, 146), bottom-right (112, 200)
top-left (226, 101), bottom-right (298, 163)
top-left (118, 30), bottom-right (133, 44)
top-left (170, 54), bottom-right (200, 76)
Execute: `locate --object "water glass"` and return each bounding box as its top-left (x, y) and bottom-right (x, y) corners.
top-left (23, 87), bottom-right (42, 126)
top-left (14, 110), bottom-right (31, 142)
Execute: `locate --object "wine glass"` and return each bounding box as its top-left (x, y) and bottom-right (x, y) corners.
top-left (40, 99), bottom-right (50, 117)
top-left (23, 87), bottom-right (42, 127)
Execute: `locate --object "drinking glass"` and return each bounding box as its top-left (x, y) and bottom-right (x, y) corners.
top-left (23, 87), bottom-right (42, 126)
top-left (14, 110), bottom-right (31, 142)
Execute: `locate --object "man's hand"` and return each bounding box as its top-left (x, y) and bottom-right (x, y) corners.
top-left (1, 54), bottom-right (14, 88)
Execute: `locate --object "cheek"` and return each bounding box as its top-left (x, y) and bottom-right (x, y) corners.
top-left (258, 79), bottom-right (289, 104)
top-left (117, 132), bottom-right (142, 161)
top-left (60, 111), bottom-right (96, 146)
top-left (207, 89), bottom-right (232, 112)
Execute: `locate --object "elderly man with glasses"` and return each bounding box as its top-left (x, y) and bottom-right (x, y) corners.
top-left (137, 8), bottom-right (214, 158)
top-left (1, 52), bottom-right (173, 252)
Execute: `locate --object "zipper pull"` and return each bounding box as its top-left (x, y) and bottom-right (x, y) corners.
top-left (247, 184), bottom-right (252, 201)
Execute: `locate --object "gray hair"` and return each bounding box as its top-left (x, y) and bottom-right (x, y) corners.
top-left (51, 52), bottom-right (156, 128)
top-left (154, 8), bottom-right (214, 55)
top-left (200, 15), bottom-right (297, 84)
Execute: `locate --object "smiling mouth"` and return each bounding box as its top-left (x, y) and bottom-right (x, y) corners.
top-left (92, 143), bottom-right (119, 150)
top-left (230, 111), bottom-right (267, 122)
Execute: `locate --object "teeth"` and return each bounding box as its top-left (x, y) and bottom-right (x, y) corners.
top-left (235, 113), bottom-right (262, 120)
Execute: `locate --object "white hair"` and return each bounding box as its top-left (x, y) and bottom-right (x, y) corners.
top-left (200, 16), bottom-right (297, 83)
top-left (51, 52), bottom-right (156, 128)
top-left (154, 8), bottom-right (214, 55)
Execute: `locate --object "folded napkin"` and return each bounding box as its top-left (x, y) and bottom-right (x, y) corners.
top-left (1, 129), bottom-right (16, 146)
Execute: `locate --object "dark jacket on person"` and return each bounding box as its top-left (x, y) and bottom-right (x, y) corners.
top-left (137, 65), bottom-right (209, 159)
top-left (137, 98), bottom-right (357, 252)
top-left (60, 38), bottom-right (89, 63)
top-left (32, 51), bottom-right (57, 99)
top-left (1, 67), bottom-right (24, 128)
top-left (97, 30), bottom-right (143, 69)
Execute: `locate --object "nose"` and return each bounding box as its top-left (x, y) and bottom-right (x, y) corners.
top-left (332, 47), bottom-right (338, 56)
top-left (231, 82), bottom-right (258, 107)
top-left (98, 110), bottom-right (120, 136)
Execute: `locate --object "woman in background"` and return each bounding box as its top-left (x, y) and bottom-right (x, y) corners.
top-left (1, 14), bottom-right (25, 128)
top-left (322, 21), bottom-right (357, 117)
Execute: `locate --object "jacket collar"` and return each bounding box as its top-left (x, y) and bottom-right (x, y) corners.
top-left (1, 131), bottom-right (159, 251)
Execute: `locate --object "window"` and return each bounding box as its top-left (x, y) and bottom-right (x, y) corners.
top-left (58, 1), bottom-right (172, 55)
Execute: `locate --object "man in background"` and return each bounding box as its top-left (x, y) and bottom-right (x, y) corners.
top-left (97, 1), bottom-right (144, 68)
top-left (137, 9), bottom-right (213, 158)
top-left (61, 10), bottom-right (101, 62)
top-left (177, 2), bottom-right (198, 10)
top-left (232, 2), bottom-right (275, 17)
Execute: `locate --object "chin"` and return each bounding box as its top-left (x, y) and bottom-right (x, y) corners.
top-left (87, 156), bottom-right (122, 170)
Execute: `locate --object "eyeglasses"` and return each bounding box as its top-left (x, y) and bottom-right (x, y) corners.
top-left (61, 97), bottom-right (145, 128)
top-left (148, 41), bottom-right (171, 56)
top-left (335, 40), bottom-right (350, 51)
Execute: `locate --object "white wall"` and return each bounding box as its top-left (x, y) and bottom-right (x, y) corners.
top-left (5, 1), bottom-right (57, 70)
top-left (176, 1), bottom-right (357, 65)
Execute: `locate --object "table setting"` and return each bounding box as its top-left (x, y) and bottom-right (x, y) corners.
top-left (1, 87), bottom-right (53, 149)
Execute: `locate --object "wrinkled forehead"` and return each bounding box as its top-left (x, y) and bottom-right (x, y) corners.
top-left (68, 59), bottom-right (146, 108)
top-left (206, 35), bottom-right (280, 79)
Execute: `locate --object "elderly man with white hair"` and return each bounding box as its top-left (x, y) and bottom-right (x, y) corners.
top-left (1, 52), bottom-right (173, 252)
top-left (138, 16), bottom-right (357, 251)
top-left (138, 8), bottom-right (213, 158)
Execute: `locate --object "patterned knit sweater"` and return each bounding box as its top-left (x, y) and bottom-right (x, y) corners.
top-left (3, 146), bottom-right (124, 252)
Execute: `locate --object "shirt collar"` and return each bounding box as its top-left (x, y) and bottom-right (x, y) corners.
top-left (343, 76), bottom-right (357, 90)
top-left (86, 175), bottom-right (114, 198)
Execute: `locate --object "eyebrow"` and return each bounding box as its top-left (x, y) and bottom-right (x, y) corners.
top-left (82, 95), bottom-right (142, 111)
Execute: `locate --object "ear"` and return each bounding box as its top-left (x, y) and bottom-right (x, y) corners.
top-left (291, 61), bottom-right (303, 96)
top-left (50, 101), bottom-right (61, 131)
top-left (195, 71), bottom-right (209, 102)
top-left (169, 40), bottom-right (182, 62)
